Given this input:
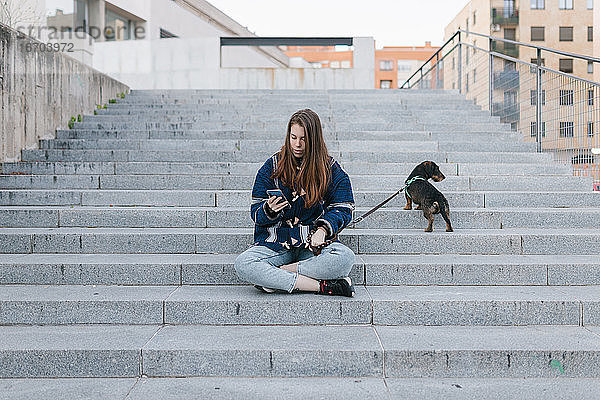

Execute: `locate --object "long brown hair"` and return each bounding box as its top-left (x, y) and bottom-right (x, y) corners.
top-left (272, 109), bottom-right (331, 208)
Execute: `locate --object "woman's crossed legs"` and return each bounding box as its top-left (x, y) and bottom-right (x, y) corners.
top-left (234, 242), bottom-right (355, 295)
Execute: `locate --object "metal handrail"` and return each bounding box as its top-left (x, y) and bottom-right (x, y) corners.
top-left (401, 29), bottom-right (600, 89)
top-left (404, 43), bottom-right (459, 89)
top-left (400, 31), bottom-right (459, 89)
top-left (456, 29), bottom-right (600, 63)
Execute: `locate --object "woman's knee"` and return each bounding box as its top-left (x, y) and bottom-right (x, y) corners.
top-left (234, 251), bottom-right (254, 281)
top-left (327, 243), bottom-right (356, 275)
top-left (333, 243), bottom-right (355, 264)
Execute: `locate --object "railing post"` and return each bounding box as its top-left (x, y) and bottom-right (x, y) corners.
top-left (457, 32), bottom-right (462, 94)
top-left (435, 53), bottom-right (440, 89)
top-left (489, 38), bottom-right (493, 114)
top-left (536, 48), bottom-right (543, 153)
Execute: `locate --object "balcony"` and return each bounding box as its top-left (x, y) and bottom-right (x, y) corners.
top-left (493, 70), bottom-right (520, 91)
top-left (491, 8), bottom-right (519, 25)
top-left (492, 102), bottom-right (519, 124)
top-left (491, 41), bottom-right (519, 58)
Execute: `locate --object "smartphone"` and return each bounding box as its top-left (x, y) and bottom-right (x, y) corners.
top-left (266, 189), bottom-right (291, 209)
top-left (267, 189), bottom-right (285, 198)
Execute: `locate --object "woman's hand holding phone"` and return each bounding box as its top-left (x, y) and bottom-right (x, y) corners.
top-left (266, 189), bottom-right (290, 213)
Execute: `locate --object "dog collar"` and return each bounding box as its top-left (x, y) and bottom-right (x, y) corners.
top-left (404, 176), bottom-right (427, 200)
top-left (404, 176), bottom-right (427, 187)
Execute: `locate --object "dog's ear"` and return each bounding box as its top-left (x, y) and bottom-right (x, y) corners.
top-left (423, 161), bottom-right (434, 177)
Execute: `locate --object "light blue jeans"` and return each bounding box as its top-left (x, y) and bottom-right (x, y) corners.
top-left (234, 242), bottom-right (355, 293)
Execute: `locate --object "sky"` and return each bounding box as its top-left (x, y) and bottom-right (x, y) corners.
top-left (45, 0), bottom-right (471, 48)
top-left (207, 0), bottom-right (471, 48)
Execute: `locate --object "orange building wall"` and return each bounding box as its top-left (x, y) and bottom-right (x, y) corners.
top-left (376, 42), bottom-right (440, 88)
top-left (284, 43), bottom-right (439, 88)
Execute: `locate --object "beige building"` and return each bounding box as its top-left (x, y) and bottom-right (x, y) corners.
top-left (445, 0), bottom-right (594, 79)
top-left (443, 0), bottom-right (598, 182)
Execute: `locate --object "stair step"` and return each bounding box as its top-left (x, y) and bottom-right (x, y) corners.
top-left (2, 325), bottom-right (599, 378)
top-left (1, 227), bottom-right (599, 255)
top-left (1, 284), bottom-right (597, 326)
top-left (54, 129), bottom-right (518, 141)
top-left (1, 190), bottom-right (598, 207)
top-left (1, 253), bottom-right (599, 286)
top-left (1, 161), bottom-right (571, 176)
top-left (1, 174), bottom-right (589, 191)
top-left (2, 206), bottom-right (600, 229)
top-left (21, 149), bottom-right (554, 163)
top-left (39, 139), bottom-right (535, 153)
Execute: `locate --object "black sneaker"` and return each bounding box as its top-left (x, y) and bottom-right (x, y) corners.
top-left (254, 285), bottom-right (276, 294)
top-left (318, 277), bottom-right (355, 297)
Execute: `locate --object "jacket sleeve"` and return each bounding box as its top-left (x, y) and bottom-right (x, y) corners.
top-left (250, 158), bottom-right (285, 227)
top-left (314, 162), bottom-right (355, 240)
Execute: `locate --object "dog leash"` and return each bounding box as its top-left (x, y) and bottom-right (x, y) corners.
top-left (307, 175), bottom-right (428, 255)
top-left (307, 178), bottom-right (425, 255)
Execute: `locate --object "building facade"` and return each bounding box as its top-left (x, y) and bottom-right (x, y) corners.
top-left (283, 42), bottom-right (440, 89)
top-left (444, 0), bottom-right (599, 184)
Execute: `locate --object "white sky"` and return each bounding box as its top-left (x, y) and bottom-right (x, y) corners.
top-left (207, 0), bottom-right (471, 48)
top-left (45, 0), bottom-right (471, 47)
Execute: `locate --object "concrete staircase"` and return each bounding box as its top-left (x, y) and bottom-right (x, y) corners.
top-left (2, 89), bottom-right (600, 398)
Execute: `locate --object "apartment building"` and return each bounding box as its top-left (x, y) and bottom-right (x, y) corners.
top-left (445, 0), bottom-right (593, 78)
top-left (284, 42), bottom-right (439, 89)
top-left (444, 0), bottom-right (598, 183)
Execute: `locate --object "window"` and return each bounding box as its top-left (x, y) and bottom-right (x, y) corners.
top-left (466, 73), bottom-right (469, 92)
top-left (559, 27), bottom-right (573, 41)
top-left (530, 122), bottom-right (546, 137)
top-left (380, 80), bottom-right (392, 89)
top-left (505, 0), bottom-right (515, 15)
top-left (559, 58), bottom-right (573, 73)
top-left (504, 28), bottom-right (516, 41)
top-left (341, 60), bottom-right (351, 68)
top-left (473, 11), bottom-right (476, 25)
top-left (588, 0), bottom-right (593, 9)
top-left (588, 122), bottom-right (594, 136)
top-left (530, 90), bottom-right (546, 105)
top-left (504, 60), bottom-right (516, 70)
top-left (397, 60), bottom-right (412, 72)
top-left (530, 58), bottom-right (545, 73)
top-left (531, 26), bottom-right (545, 41)
top-left (473, 68), bottom-right (476, 84)
top-left (559, 121), bottom-right (574, 137)
top-left (531, 0), bottom-right (545, 8)
top-left (572, 153), bottom-right (594, 164)
top-left (452, 56), bottom-right (455, 70)
top-left (330, 61), bottom-right (340, 68)
top-left (589, 26), bottom-right (593, 41)
top-left (589, 61), bottom-right (594, 74)
top-left (559, 89), bottom-right (574, 105)
top-left (466, 49), bottom-right (469, 65)
top-left (379, 60), bottom-right (393, 71)
top-left (589, 89), bottom-right (595, 105)
top-left (559, 0), bottom-right (573, 9)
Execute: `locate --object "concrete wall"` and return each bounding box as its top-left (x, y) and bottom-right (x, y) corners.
top-left (93, 36), bottom-right (375, 89)
top-left (0, 22), bottom-right (129, 162)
